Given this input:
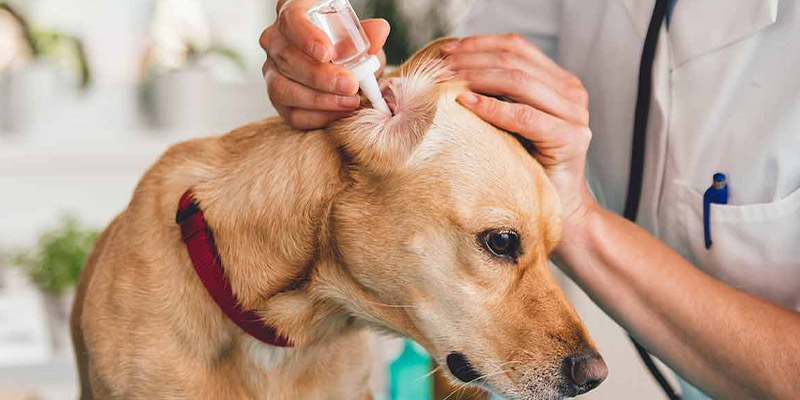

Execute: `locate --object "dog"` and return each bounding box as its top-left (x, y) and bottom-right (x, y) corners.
top-left (71, 38), bottom-right (607, 400)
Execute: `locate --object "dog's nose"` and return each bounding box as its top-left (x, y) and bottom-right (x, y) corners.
top-left (563, 350), bottom-right (607, 394)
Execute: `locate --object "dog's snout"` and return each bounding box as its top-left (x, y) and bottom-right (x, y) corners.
top-left (563, 351), bottom-right (607, 395)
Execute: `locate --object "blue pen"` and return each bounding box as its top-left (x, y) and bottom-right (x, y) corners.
top-left (703, 173), bottom-right (728, 249)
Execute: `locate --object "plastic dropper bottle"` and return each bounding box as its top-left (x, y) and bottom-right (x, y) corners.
top-left (389, 339), bottom-right (433, 400)
top-left (307, 0), bottom-right (390, 113)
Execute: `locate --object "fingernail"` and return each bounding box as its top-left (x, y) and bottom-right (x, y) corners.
top-left (335, 74), bottom-right (359, 95)
top-left (309, 41), bottom-right (329, 62)
top-left (441, 41), bottom-right (459, 52)
top-left (437, 67), bottom-right (457, 81)
top-left (373, 18), bottom-right (390, 31)
top-left (458, 93), bottom-right (478, 105)
top-left (339, 95), bottom-right (360, 108)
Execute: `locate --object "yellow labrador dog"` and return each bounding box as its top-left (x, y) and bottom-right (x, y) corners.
top-left (71, 39), bottom-right (606, 400)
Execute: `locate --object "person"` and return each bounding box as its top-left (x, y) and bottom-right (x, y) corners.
top-left (260, 0), bottom-right (800, 399)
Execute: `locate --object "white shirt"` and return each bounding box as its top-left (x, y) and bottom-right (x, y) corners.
top-left (455, 0), bottom-right (800, 398)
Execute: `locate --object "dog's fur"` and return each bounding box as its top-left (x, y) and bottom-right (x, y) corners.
top-left (71, 39), bottom-right (601, 400)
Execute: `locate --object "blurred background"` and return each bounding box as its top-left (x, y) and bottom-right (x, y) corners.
top-left (0, 0), bottom-right (670, 399)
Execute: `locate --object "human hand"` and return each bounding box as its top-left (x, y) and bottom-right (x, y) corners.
top-left (443, 34), bottom-right (597, 233)
top-left (260, 0), bottom-right (389, 129)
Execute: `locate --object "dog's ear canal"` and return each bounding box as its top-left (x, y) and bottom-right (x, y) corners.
top-left (329, 38), bottom-right (460, 175)
top-left (329, 97), bottom-right (434, 175)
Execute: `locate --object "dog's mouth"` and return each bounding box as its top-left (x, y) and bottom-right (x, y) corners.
top-left (446, 352), bottom-right (483, 383)
top-left (445, 352), bottom-right (585, 400)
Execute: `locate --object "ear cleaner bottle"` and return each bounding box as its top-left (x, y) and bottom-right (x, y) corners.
top-left (307, 0), bottom-right (390, 113)
top-left (388, 339), bottom-right (433, 400)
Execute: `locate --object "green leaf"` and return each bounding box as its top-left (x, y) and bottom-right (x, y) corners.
top-left (30, 29), bottom-right (92, 90)
top-left (14, 215), bottom-right (98, 294)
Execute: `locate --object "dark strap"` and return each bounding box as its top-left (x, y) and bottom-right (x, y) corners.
top-left (624, 0), bottom-right (682, 399)
top-left (177, 189), bottom-right (293, 347)
top-left (624, 0), bottom-right (670, 222)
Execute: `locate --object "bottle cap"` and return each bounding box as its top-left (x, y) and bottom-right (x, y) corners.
top-left (712, 173), bottom-right (726, 189)
top-left (349, 55), bottom-right (390, 113)
top-left (348, 54), bottom-right (381, 81)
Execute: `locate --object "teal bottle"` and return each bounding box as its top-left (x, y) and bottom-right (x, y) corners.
top-left (389, 339), bottom-right (433, 400)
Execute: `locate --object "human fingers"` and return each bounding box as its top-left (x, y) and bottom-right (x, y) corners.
top-left (441, 34), bottom-right (575, 82)
top-left (445, 52), bottom-right (588, 108)
top-left (456, 92), bottom-right (591, 162)
top-left (457, 68), bottom-right (589, 126)
top-left (264, 34), bottom-right (359, 95)
top-left (277, 0), bottom-right (333, 62)
top-left (266, 64), bottom-right (361, 112)
top-left (361, 18), bottom-right (390, 55)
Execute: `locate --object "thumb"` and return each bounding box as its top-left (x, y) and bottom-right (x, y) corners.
top-left (362, 18), bottom-right (390, 55)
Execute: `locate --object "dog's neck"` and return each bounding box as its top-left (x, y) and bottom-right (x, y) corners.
top-left (185, 120), bottom-right (363, 347)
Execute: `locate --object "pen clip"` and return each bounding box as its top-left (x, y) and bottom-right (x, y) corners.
top-left (703, 173), bottom-right (728, 249)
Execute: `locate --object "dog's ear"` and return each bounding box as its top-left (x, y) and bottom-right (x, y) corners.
top-left (329, 37), bottom-right (459, 175)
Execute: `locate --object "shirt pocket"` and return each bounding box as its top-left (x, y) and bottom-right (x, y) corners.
top-left (663, 180), bottom-right (800, 310)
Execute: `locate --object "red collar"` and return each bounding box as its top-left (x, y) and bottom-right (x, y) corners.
top-left (176, 189), bottom-right (293, 347)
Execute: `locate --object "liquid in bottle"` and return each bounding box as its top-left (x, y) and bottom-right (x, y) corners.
top-left (307, 0), bottom-right (390, 113)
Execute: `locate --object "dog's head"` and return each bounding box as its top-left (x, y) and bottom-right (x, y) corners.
top-left (317, 39), bottom-right (606, 399)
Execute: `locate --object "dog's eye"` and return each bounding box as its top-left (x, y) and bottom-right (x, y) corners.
top-left (480, 229), bottom-right (520, 261)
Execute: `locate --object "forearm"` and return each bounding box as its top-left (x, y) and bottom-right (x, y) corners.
top-left (556, 205), bottom-right (800, 400)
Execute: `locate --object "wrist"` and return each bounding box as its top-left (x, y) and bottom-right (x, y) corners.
top-left (552, 201), bottom-right (601, 279)
top-left (557, 195), bottom-right (601, 255)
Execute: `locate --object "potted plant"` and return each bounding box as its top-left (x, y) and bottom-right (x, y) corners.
top-left (0, 2), bottom-right (90, 133)
top-left (139, 0), bottom-right (247, 132)
top-left (142, 41), bottom-right (245, 132)
top-left (14, 215), bottom-right (97, 357)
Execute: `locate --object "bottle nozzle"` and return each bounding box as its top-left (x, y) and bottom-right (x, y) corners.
top-left (360, 75), bottom-right (390, 113)
top-left (349, 55), bottom-right (390, 113)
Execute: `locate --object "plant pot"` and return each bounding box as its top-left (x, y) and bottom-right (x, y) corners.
top-left (0, 60), bottom-right (65, 133)
top-left (0, 282), bottom-right (50, 366)
top-left (40, 290), bottom-right (74, 359)
top-left (153, 65), bottom-right (211, 133)
top-left (203, 78), bottom-right (276, 133)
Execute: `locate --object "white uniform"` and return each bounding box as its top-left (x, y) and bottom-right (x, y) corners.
top-left (455, 1), bottom-right (800, 399)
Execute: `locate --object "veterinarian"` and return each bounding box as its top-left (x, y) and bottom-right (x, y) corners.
top-left (260, 0), bottom-right (800, 399)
